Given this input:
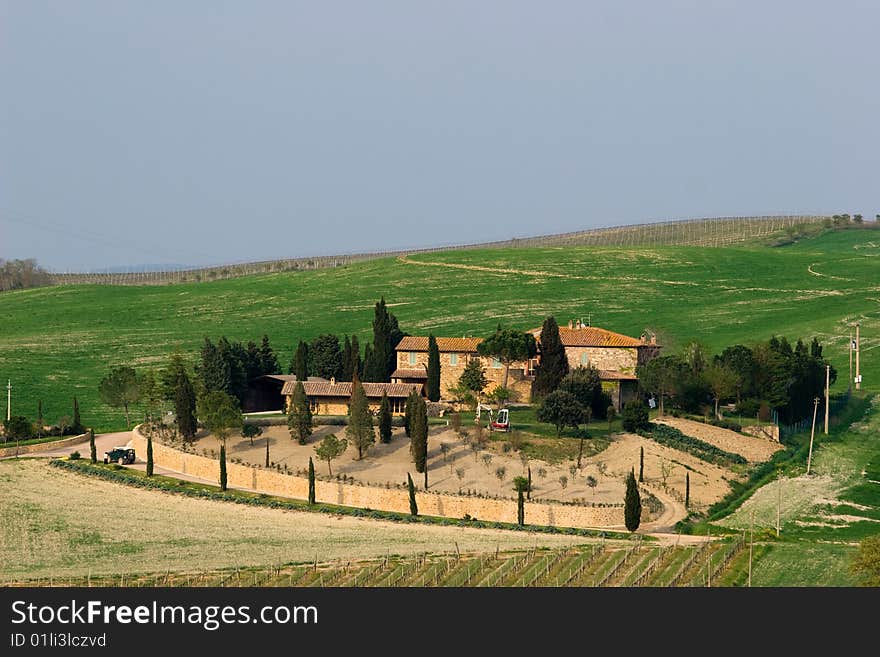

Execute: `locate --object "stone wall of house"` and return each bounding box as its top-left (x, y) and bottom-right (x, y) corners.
top-left (396, 350), bottom-right (532, 402)
top-left (285, 397), bottom-right (407, 416)
top-left (132, 428), bottom-right (624, 529)
top-left (564, 346), bottom-right (639, 373)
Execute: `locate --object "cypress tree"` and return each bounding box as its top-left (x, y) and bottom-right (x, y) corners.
top-left (364, 297), bottom-right (403, 382)
top-left (290, 340), bottom-right (309, 380)
top-left (72, 396), bottom-right (82, 433)
top-left (219, 443), bottom-right (227, 492)
top-left (36, 400), bottom-right (44, 438)
top-left (308, 457), bottom-right (316, 505)
top-left (513, 476), bottom-right (529, 525)
top-left (287, 380), bottom-right (313, 445)
top-left (89, 428), bottom-right (96, 464)
top-left (341, 335), bottom-right (353, 380)
top-left (265, 436), bottom-right (270, 468)
top-left (533, 316), bottom-right (569, 398)
top-left (527, 466), bottom-right (532, 500)
top-left (685, 471), bottom-right (690, 508)
top-left (407, 473), bottom-right (418, 516)
top-left (426, 334), bottom-right (441, 401)
top-left (404, 390), bottom-right (417, 437)
top-left (362, 344), bottom-right (374, 382)
top-left (411, 396), bottom-right (428, 488)
top-left (174, 370), bottom-right (197, 441)
top-left (200, 337), bottom-right (230, 393)
top-left (350, 335), bottom-right (362, 379)
top-left (624, 468), bottom-right (642, 532)
top-left (346, 376), bottom-right (375, 459)
top-left (258, 334), bottom-right (280, 375)
top-left (639, 446), bottom-right (644, 483)
top-left (146, 434), bottom-right (154, 477)
top-left (378, 391), bottom-right (393, 444)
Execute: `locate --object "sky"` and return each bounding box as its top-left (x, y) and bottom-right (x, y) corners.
top-left (1, 1), bottom-right (878, 272)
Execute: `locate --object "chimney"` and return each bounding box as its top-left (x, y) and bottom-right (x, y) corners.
top-left (650, 335), bottom-right (657, 345)
top-left (330, 376), bottom-right (336, 385)
top-left (568, 320), bottom-right (574, 329)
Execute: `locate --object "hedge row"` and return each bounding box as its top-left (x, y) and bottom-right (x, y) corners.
top-left (640, 423), bottom-right (747, 467)
top-left (48, 458), bottom-right (636, 541)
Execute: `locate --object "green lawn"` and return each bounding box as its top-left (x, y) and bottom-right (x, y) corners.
top-left (1, 229), bottom-right (877, 434)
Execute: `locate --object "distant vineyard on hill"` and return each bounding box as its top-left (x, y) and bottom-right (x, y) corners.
top-left (48, 214), bottom-right (828, 286)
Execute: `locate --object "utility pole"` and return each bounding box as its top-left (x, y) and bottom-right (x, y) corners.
top-left (776, 468), bottom-right (781, 538)
top-left (807, 397), bottom-right (819, 475)
top-left (824, 364), bottom-right (830, 435)
top-left (855, 323), bottom-right (861, 391)
top-left (6, 380), bottom-right (10, 422)
top-left (748, 510), bottom-right (754, 588)
top-left (849, 328), bottom-right (854, 394)
top-left (706, 525), bottom-right (712, 588)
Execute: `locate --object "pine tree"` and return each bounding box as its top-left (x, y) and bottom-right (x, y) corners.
top-left (219, 443), bottom-right (227, 492)
top-left (410, 395), bottom-right (428, 488)
top-left (199, 337), bottom-right (230, 393)
top-left (533, 316), bottom-right (569, 398)
top-left (308, 334), bottom-right (342, 380)
top-left (72, 396), bottom-right (82, 433)
top-left (407, 473), bottom-right (418, 516)
top-left (459, 358), bottom-right (488, 398)
top-left (258, 334), bottom-right (280, 375)
top-left (89, 428), bottom-right (96, 464)
top-left (685, 471), bottom-right (690, 508)
top-left (308, 457), bottom-right (316, 505)
top-left (346, 377), bottom-right (375, 459)
top-left (174, 370), bottom-right (197, 441)
top-left (624, 468), bottom-right (642, 532)
top-left (146, 434), bottom-right (154, 477)
top-left (218, 337), bottom-right (248, 403)
top-left (243, 341), bottom-right (262, 381)
top-left (378, 391), bottom-right (393, 443)
top-left (639, 446), bottom-right (644, 483)
top-left (290, 340), bottom-right (309, 380)
top-left (287, 380), bottom-right (313, 445)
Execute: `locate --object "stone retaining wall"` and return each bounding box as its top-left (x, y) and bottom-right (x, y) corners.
top-left (132, 429), bottom-right (624, 529)
top-left (0, 432), bottom-right (90, 458)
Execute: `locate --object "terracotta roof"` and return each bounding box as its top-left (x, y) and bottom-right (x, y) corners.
top-left (598, 370), bottom-right (639, 381)
top-left (395, 336), bottom-right (483, 353)
top-left (391, 368), bottom-right (428, 380)
top-left (529, 326), bottom-right (647, 348)
top-left (281, 380), bottom-right (422, 398)
top-left (258, 374), bottom-right (329, 383)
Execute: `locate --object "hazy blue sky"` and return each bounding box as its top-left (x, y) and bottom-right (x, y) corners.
top-left (2, 1), bottom-right (878, 271)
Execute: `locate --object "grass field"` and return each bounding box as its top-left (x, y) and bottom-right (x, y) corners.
top-left (2, 229), bottom-right (878, 432)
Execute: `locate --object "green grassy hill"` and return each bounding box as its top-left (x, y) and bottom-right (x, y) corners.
top-left (1, 229), bottom-right (877, 431)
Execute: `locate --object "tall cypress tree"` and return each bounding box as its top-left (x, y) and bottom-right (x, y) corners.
top-left (378, 391), bottom-right (393, 443)
top-left (89, 428), bottom-right (96, 464)
top-left (426, 335), bottom-right (441, 402)
top-left (346, 376), bottom-right (375, 459)
top-left (174, 370), bottom-right (197, 441)
top-left (624, 468), bottom-right (642, 532)
top-left (533, 316), bottom-right (569, 398)
top-left (341, 335), bottom-right (353, 380)
top-left (364, 297), bottom-right (403, 382)
top-left (404, 390), bottom-right (418, 437)
top-left (407, 473), bottom-right (418, 516)
top-left (685, 471), bottom-right (690, 508)
top-left (639, 446), bottom-right (644, 483)
top-left (265, 436), bottom-right (270, 467)
top-left (287, 380), bottom-right (313, 445)
top-left (219, 443), bottom-right (227, 492)
top-left (146, 434), bottom-right (154, 477)
top-left (350, 335), bottom-right (362, 379)
top-left (411, 395), bottom-right (428, 488)
top-left (72, 396), bottom-right (83, 433)
top-left (290, 340), bottom-right (309, 380)
top-left (308, 457), bottom-right (316, 505)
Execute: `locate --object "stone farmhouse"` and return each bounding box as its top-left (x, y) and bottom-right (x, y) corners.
top-left (280, 378), bottom-right (422, 416)
top-left (394, 320), bottom-right (660, 410)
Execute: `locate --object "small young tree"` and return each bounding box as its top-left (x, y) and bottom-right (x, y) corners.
top-left (607, 405), bottom-right (617, 430)
top-left (89, 429), bottom-right (96, 464)
top-left (685, 471), bottom-right (690, 508)
top-left (242, 423), bottom-right (263, 446)
top-left (98, 365), bottom-right (142, 428)
top-left (451, 411), bottom-right (462, 435)
top-left (459, 358), bottom-right (489, 399)
top-left (57, 415), bottom-right (71, 438)
top-left (639, 446), bottom-right (644, 482)
top-left (308, 457), bottom-right (316, 505)
top-left (513, 476), bottom-right (529, 525)
top-left (575, 428), bottom-right (591, 469)
top-left (346, 378), bottom-right (375, 459)
top-left (536, 390), bottom-right (584, 437)
top-left (586, 475), bottom-right (598, 495)
top-left (407, 473), bottom-right (418, 516)
top-left (621, 399), bottom-right (650, 432)
top-left (558, 475), bottom-right (568, 490)
top-left (495, 466), bottom-right (507, 482)
top-left (426, 335), bottom-right (441, 402)
top-left (486, 385), bottom-right (514, 409)
top-left (219, 443), bottom-right (227, 491)
top-left (287, 381), bottom-right (313, 445)
top-left (624, 468), bottom-right (642, 532)
top-left (314, 433), bottom-right (347, 476)
top-left (410, 395), bottom-right (429, 488)
top-left (196, 390), bottom-right (243, 443)
top-left (705, 362), bottom-right (739, 420)
top-left (146, 434), bottom-right (154, 477)
top-left (378, 391), bottom-right (393, 444)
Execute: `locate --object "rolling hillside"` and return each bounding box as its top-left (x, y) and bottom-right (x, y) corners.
top-left (1, 229), bottom-right (877, 431)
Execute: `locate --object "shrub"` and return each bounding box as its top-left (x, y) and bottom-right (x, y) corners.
top-left (68, 451), bottom-right (81, 460)
top-left (3, 415), bottom-right (33, 441)
top-left (621, 400), bottom-right (650, 432)
top-left (735, 399), bottom-right (761, 417)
